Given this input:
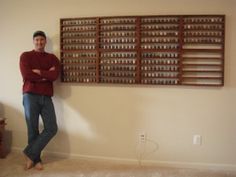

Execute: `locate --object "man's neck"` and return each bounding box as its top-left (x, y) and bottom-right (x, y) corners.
top-left (34, 49), bottom-right (45, 52)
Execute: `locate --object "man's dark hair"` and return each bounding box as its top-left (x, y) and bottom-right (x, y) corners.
top-left (33, 31), bottom-right (46, 39)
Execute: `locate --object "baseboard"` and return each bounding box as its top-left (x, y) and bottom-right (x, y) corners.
top-left (12, 147), bottom-right (236, 171)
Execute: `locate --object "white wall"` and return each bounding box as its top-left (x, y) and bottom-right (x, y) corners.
top-left (0, 0), bottom-right (236, 170)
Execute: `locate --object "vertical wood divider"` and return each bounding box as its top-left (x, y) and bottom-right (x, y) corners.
top-left (136, 17), bottom-right (141, 84)
top-left (96, 17), bottom-right (100, 83)
top-left (179, 16), bottom-right (184, 85)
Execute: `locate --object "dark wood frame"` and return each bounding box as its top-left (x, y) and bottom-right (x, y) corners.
top-left (60, 15), bottom-right (225, 86)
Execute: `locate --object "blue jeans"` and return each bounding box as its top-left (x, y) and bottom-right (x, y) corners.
top-left (23, 93), bottom-right (58, 164)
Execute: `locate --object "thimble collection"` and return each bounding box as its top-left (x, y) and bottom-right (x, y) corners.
top-left (60, 15), bottom-right (225, 86)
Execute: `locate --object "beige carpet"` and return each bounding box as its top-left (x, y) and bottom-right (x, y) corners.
top-left (0, 152), bottom-right (235, 177)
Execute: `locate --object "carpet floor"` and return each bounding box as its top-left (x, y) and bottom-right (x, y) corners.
top-left (0, 152), bottom-right (235, 177)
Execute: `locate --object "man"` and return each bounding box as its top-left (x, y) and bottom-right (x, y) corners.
top-left (19, 31), bottom-right (60, 170)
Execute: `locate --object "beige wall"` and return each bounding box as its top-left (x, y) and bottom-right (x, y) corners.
top-left (0, 0), bottom-right (236, 170)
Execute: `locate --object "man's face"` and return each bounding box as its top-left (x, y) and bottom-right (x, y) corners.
top-left (33, 36), bottom-right (46, 51)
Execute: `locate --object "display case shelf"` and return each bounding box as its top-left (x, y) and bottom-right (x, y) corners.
top-left (60, 15), bottom-right (225, 86)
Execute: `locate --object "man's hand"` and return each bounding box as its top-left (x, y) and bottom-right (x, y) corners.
top-left (49, 66), bottom-right (55, 71)
top-left (32, 66), bottom-right (55, 75)
top-left (32, 69), bottom-right (41, 75)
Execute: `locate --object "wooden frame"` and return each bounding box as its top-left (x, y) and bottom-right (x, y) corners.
top-left (60, 15), bottom-right (225, 86)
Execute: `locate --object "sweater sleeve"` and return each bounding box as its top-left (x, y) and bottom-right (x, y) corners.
top-left (20, 53), bottom-right (43, 82)
top-left (40, 54), bottom-right (60, 82)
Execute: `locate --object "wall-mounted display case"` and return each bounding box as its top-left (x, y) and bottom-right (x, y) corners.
top-left (60, 15), bottom-right (225, 86)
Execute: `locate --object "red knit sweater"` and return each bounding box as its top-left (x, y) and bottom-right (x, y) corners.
top-left (19, 50), bottom-right (60, 96)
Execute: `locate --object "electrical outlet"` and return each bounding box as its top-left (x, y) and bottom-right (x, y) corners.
top-left (193, 135), bottom-right (202, 145)
top-left (139, 132), bottom-right (146, 142)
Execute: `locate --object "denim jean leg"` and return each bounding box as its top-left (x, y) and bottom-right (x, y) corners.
top-left (25, 96), bottom-right (58, 160)
top-left (23, 93), bottom-right (42, 162)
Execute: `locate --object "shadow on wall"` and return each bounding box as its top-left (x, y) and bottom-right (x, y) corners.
top-left (46, 33), bottom-right (60, 56)
top-left (45, 37), bottom-right (54, 54)
top-left (53, 82), bottom-right (153, 158)
top-left (44, 86), bottom-right (71, 157)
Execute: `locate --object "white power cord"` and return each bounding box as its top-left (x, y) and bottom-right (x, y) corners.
top-left (136, 138), bottom-right (159, 166)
